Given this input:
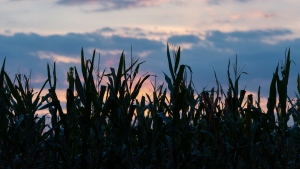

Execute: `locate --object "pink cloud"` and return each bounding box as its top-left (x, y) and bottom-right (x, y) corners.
top-left (230, 11), bottom-right (277, 20)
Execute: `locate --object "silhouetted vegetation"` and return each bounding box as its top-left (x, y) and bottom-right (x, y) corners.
top-left (0, 45), bottom-right (300, 168)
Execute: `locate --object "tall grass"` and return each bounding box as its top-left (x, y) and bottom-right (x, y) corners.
top-left (0, 45), bottom-right (300, 168)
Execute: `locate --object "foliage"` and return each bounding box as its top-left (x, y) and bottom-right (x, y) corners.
top-left (0, 45), bottom-right (300, 168)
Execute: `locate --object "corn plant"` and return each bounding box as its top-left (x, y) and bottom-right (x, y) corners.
top-left (1, 45), bottom-right (300, 168)
top-left (0, 58), bottom-right (48, 168)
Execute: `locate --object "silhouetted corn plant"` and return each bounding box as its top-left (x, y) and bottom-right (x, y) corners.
top-left (0, 58), bottom-right (49, 168)
top-left (1, 45), bottom-right (300, 168)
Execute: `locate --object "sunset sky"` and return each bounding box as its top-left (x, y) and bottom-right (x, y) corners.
top-left (1, 0), bottom-right (300, 111)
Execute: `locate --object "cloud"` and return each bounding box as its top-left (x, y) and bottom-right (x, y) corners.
top-left (205, 29), bottom-right (292, 47)
top-left (207, 0), bottom-right (254, 5)
top-left (1, 27), bottom-right (300, 102)
top-left (167, 35), bottom-right (201, 44)
top-left (230, 11), bottom-right (277, 20)
top-left (56, 0), bottom-right (99, 5)
top-left (56, 0), bottom-right (169, 11)
top-left (98, 27), bottom-right (115, 33)
top-left (0, 28), bottom-right (164, 90)
top-left (33, 51), bottom-right (81, 64)
top-left (167, 35), bottom-right (202, 50)
top-left (180, 29), bottom-right (299, 98)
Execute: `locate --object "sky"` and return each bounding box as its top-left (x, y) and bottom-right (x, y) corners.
top-left (1, 0), bottom-right (300, 112)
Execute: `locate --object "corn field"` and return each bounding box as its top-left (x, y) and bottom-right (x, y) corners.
top-left (1, 45), bottom-right (300, 168)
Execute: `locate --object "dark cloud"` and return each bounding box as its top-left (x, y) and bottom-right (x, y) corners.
top-left (98, 27), bottom-right (115, 32)
top-left (0, 31), bottom-right (162, 55)
top-left (206, 29), bottom-right (292, 48)
top-left (56, 0), bottom-right (168, 11)
top-left (1, 28), bottom-right (300, 100)
top-left (0, 29), bottom-right (164, 90)
top-left (167, 35), bottom-right (201, 44)
top-left (177, 29), bottom-right (299, 97)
